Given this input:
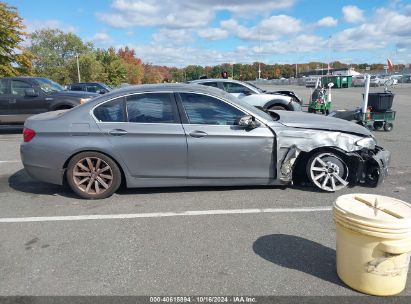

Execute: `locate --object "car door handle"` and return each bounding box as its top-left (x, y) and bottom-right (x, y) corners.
top-left (189, 130), bottom-right (208, 138)
top-left (109, 129), bottom-right (128, 136)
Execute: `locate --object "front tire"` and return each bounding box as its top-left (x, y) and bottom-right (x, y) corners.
top-left (306, 152), bottom-right (349, 192)
top-left (66, 152), bottom-right (121, 199)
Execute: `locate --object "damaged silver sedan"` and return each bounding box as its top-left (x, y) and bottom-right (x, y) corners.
top-left (20, 84), bottom-right (390, 199)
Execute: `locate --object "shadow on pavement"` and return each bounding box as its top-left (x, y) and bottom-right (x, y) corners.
top-left (253, 234), bottom-right (345, 287)
top-left (117, 184), bottom-right (288, 195)
top-left (7, 169), bottom-right (77, 198)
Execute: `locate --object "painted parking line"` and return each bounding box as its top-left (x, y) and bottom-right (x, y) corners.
top-left (0, 160), bottom-right (20, 163)
top-left (0, 206), bottom-right (332, 223)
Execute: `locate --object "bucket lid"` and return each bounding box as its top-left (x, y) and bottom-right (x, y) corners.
top-left (334, 194), bottom-right (411, 227)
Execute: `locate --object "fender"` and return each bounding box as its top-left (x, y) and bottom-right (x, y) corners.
top-left (50, 100), bottom-right (79, 110)
top-left (263, 99), bottom-right (292, 111)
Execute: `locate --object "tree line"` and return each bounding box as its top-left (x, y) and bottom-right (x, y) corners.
top-left (0, 2), bottom-right (405, 86)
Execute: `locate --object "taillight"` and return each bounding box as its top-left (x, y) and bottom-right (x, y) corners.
top-left (23, 128), bottom-right (36, 142)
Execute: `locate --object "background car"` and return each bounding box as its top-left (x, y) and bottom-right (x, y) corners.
top-left (67, 82), bottom-right (111, 94)
top-left (352, 75), bottom-right (366, 87)
top-left (0, 77), bottom-right (97, 124)
top-left (370, 75), bottom-right (383, 87)
top-left (190, 78), bottom-right (302, 111)
top-left (21, 84), bottom-right (389, 199)
top-left (305, 76), bottom-right (321, 88)
top-left (400, 75), bottom-right (411, 83)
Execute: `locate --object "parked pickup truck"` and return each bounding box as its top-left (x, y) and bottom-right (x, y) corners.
top-left (0, 76), bottom-right (98, 124)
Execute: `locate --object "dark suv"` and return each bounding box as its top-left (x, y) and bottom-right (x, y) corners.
top-left (0, 77), bottom-right (98, 124)
top-left (67, 82), bottom-right (111, 94)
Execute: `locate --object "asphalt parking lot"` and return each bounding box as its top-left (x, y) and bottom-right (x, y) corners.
top-left (1, 84), bottom-right (411, 296)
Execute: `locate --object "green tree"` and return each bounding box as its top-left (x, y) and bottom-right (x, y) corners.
top-left (67, 52), bottom-right (105, 83)
top-left (28, 28), bottom-right (93, 83)
top-left (0, 2), bottom-right (33, 76)
top-left (95, 48), bottom-right (126, 86)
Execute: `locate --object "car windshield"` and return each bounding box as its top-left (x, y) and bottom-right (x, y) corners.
top-left (35, 78), bottom-right (65, 92)
top-left (244, 82), bottom-right (264, 93)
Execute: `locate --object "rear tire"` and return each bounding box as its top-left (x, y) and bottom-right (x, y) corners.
top-left (66, 151), bottom-right (121, 199)
top-left (373, 121), bottom-right (384, 130)
top-left (383, 122), bottom-right (393, 132)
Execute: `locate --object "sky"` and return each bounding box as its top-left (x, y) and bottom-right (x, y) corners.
top-left (8, 0), bottom-right (411, 67)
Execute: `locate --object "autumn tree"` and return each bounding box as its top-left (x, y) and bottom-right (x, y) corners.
top-left (118, 46), bottom-right (144, 84)
top-left (142, 64), bottom-right (163, 83)
top-left (0, 2), bottom-right (33, 76)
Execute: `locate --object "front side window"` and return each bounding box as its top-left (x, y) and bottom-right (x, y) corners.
top-left (86, 85), bottom-right (100, 93)
top-left (94, 98), bottom-right (126, 122)
top-left (180, 93), bottom-right (245, 125)
top-left (222, 82), bottom-right (253, 94)
top-left (11, 80), bottom-right (32, 96)
top-left (126, 93), bottom-right (176, 123)
top-left (35, 78), bottom-right (64, 92)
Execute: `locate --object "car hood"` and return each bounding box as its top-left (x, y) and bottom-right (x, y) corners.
top-left (48, 91), bottom-right (98, 98)
top-left (272, 110), bottom-right (371, 136)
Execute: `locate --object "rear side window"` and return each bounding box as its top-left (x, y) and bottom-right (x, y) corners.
top-left (222, 82), bottom-right (252, 94)
top-left (126, 93), bottom-right (176, 123)
top-left (200, 82), bottom-right (218, 88)
top-left (0, 79), bottom-right (7, 94)
top-left (94, 98), bottom-right (126, 122)
top-left (11, 80), bottom-right (32, 96)
top-left (70, 84), bottom-right (84, 91)
top-left (180, 93), bottom-right (245, 125)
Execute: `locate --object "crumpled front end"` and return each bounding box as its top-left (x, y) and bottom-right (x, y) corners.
top-left (349, 146), bottom-right (391, 187)
top-left (272, 126), bottom-right (390, 187)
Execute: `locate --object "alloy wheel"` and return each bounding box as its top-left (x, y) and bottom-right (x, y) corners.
top-left (72, 157), bottom-right (113, 195)
top-left (309, 153), bottom-right (349, 192)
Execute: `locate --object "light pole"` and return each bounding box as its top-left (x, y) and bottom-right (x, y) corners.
top-left (327, 36), bottom-right (332, 75)
top-left (76, 54), bottom-right (81, 82)
top-left (258, 30), bottom-right (261, 79)
top-left (295, 63), bottom-right (298, 78)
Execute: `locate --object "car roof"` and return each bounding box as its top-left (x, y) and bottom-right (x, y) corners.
top-left (69, 82), bottom-right (104, 85)
top-left (97, 83), bottom-right (223, 97)
top-left (190, 78), bottom-right (246, 84)
top-left (0, 76), bottom-right (47, 81)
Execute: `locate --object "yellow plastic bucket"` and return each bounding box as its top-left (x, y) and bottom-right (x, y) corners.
top-left (333, 194), bottom-right (411, 296)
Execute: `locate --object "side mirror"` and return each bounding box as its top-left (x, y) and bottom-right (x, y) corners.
top-left (238, 115), bottom-right (257, 129)
top-left (25, 88), bottom-right (39, 97)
